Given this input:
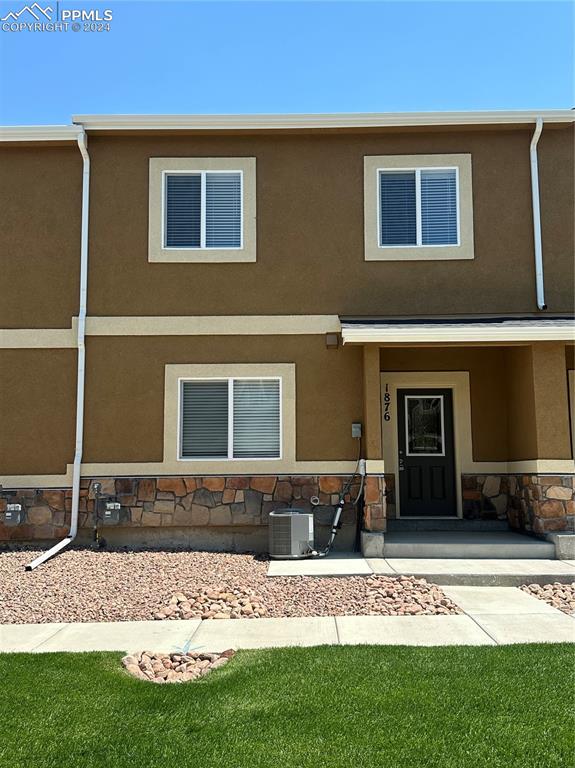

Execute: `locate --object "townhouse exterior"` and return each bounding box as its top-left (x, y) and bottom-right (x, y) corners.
top-left (0, 110), bottom-right (574, 559)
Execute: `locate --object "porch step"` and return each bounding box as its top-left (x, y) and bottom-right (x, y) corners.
top-left (386, 518), bottom-right (509, 533)
top-left (383, 532), bottom-right (556, 560)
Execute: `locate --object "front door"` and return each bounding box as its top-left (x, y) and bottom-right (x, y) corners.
top-left (397, 388), bottom-right (456, 516)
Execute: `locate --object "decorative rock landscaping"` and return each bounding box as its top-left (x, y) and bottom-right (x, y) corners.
top-left (122, 648), bottom-right (235, 683)
top-left (153, 586), bottom-right (267, 620)
top-left (520, 582), bottom-right (575, 615)
top-left (0, 549), bottom-right (461, 624)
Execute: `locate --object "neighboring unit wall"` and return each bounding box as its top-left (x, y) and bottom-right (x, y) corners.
top-left (0, 144), bottom-right (81, 329)
top-left (0, 349), bottom-right (76, 475)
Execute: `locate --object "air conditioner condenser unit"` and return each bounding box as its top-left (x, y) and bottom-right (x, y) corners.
top-left (268, 508), bottom-right (314, 559)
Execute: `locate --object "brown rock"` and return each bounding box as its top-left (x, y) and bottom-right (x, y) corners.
top-left (141, 509), bottom-right (160, 526)
top-left (27, 506), bottom-right (52, 525)
top-left (202, 477), bottom-right (226, 491)
top-left (191, 504), bottom-right (210, 525)
top-left (226, 477), bottom-right (250, 489)
top-left (42, 490), bottom-right (65, 510)
top-left (209, 506), bottom-right (232, 525)
top-left (157, 478), bottom-right (187, 496)
top-left (364, 477), bottom-right (381, 504)
top-left (538, 500), bottom-right (566, 519)
top-left (274, 481), bottom-right (293, 502)
top-left (137, 479), bottom-right (156, 501)
top-left (546, 485), bottom-right (573, 501)
top-left (183, 477), bottom-right (197, 493)
top-left (318, 476), bottom-right (342, 494)
top-left (153, 500), bottom-right (175, 515)
top-left (250, 476), bottom-right (277, 494)
top-left (222, 489), bottom-right (236, 504)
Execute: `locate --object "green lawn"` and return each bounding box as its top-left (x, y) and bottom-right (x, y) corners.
top-left (0, 645), bottom-right (573, 768)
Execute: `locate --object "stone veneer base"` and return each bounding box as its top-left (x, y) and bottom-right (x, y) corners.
top-left (0, 475), bottom-right (365, 544)
top-left (1, 473), bottom-right (572, 547)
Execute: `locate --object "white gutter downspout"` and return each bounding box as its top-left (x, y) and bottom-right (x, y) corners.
top-left (26, 129), bottom-right (90, 570)
top-left (530, 117), bottom-right (546, 310)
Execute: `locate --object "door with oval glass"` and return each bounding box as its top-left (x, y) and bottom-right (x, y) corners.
top-left (397, 388), bottom-right (456, 516)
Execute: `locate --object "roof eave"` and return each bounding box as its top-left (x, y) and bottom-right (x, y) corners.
top-left (0, 126), bottom-right (80, 142)
top-left (71, 110), bottom-right (575, 131)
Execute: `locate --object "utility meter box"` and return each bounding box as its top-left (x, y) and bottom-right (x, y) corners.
top-left (102, 500), bottom-right (122, 525)
top-left (4, 503), bottom-right (24, 526)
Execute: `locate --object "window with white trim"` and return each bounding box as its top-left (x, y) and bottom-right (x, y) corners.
top-left (180, 378), bottom-right (281, 460)
top-left (165, 171), bottom-right (242, 249)
top-left (149, 157), bottom-right (256, 263)
top-left (379, 167), bottom-right (459, 247)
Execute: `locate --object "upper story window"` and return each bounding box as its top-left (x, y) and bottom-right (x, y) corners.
top-left (379, 168), bottom-right (458, 247)
top-left (165, 172), bottom-right (242, 249)
top-left (149, 157), bottom-right (256, 263)
top-left (365, 154), bottom-right (474, 261)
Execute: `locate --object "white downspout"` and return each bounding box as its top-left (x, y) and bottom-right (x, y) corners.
top-left (530, 117), bottom-right (546, 310)
top-left (26, 129), bottom-right (90, 570)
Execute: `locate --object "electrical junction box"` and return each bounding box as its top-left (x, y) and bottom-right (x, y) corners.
top-left (352, 422), bottom-right (363, 439)
top-left (4, 503), bottom-right (24, 526)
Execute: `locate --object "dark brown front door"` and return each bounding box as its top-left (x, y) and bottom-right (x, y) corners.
top-left (397, 388), bottom-right (456, 517)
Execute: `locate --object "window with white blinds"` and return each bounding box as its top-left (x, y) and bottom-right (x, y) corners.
top-left (180, 378), bottom-right (281, 460)
top-left (165, 171), bottom-right (242, 249)
top-left (379, 167), bottom-right (458, 247)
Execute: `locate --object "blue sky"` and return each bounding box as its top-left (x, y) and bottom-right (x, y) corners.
top-left (0, 1), bottom-right (572, 125)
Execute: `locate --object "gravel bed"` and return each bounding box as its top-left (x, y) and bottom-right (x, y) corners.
top-left (520, 582), bottom-right (575, 615)
top-left (0, 548), bottom-right (460, 624)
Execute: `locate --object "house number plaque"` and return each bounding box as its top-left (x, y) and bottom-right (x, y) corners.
top-left (384, 383), bottom-right (391, 421)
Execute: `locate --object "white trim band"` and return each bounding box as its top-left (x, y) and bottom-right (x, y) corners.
top-left (343, 321), bottom-right (575, 344)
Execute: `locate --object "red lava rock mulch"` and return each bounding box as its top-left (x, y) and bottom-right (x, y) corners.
top-left (520, 582), bottom-right (575, 615)
top-left (0, 549), bottom-right (460, 624)
top-left (122, 648), bottom-right (235, 683)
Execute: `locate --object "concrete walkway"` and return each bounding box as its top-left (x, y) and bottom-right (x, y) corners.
top-left (1, 587), bottom-right (573, 653)
top-left (267, 554), bottom-right (575, 585)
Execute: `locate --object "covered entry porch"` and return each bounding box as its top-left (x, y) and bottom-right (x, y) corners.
top-left (344, 317), bottom-right (575, 559)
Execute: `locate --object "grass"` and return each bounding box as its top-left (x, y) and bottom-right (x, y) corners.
top-left (0, 645), bottom-right (573, 768)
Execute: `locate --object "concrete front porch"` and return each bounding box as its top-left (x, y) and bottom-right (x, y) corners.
top-left (266, 551), bottom-right (575, 585)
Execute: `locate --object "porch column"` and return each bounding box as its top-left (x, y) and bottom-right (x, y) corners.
top-left (530, 343), bottom-right (572, 459)
top-left (362, 345), bottom-right (385, 532)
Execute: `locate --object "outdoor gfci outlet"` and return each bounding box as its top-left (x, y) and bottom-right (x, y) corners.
top-left (352, 422), bottom-right (362, 439)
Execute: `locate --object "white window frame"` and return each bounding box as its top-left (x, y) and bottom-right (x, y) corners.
top-left (149, 157), bottom-right (256, 263)
top-left (162, 170), bottom-right (244, 251)
top-left (377, 166), bottom-right (460, 249)
top-left (364, 153), bottom-right (474, 262)
top-left (177, 376), bottom-right (282, 461)
top-left (404, 394), bottom-right (446, 457)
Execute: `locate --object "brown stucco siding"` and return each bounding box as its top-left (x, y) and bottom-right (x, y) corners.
top-left (539, 126), bottom-right (575, 311)
top-left (82, 335), bottom-right (363, 464)
top-left (0, 349), bottom-right (76, 474)
top-left (379, 347), bottom-right (509, 462)
top-left (84, 126), bottom-right (573, 319)
top-left (0, 146), bottom-right (81, 329)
